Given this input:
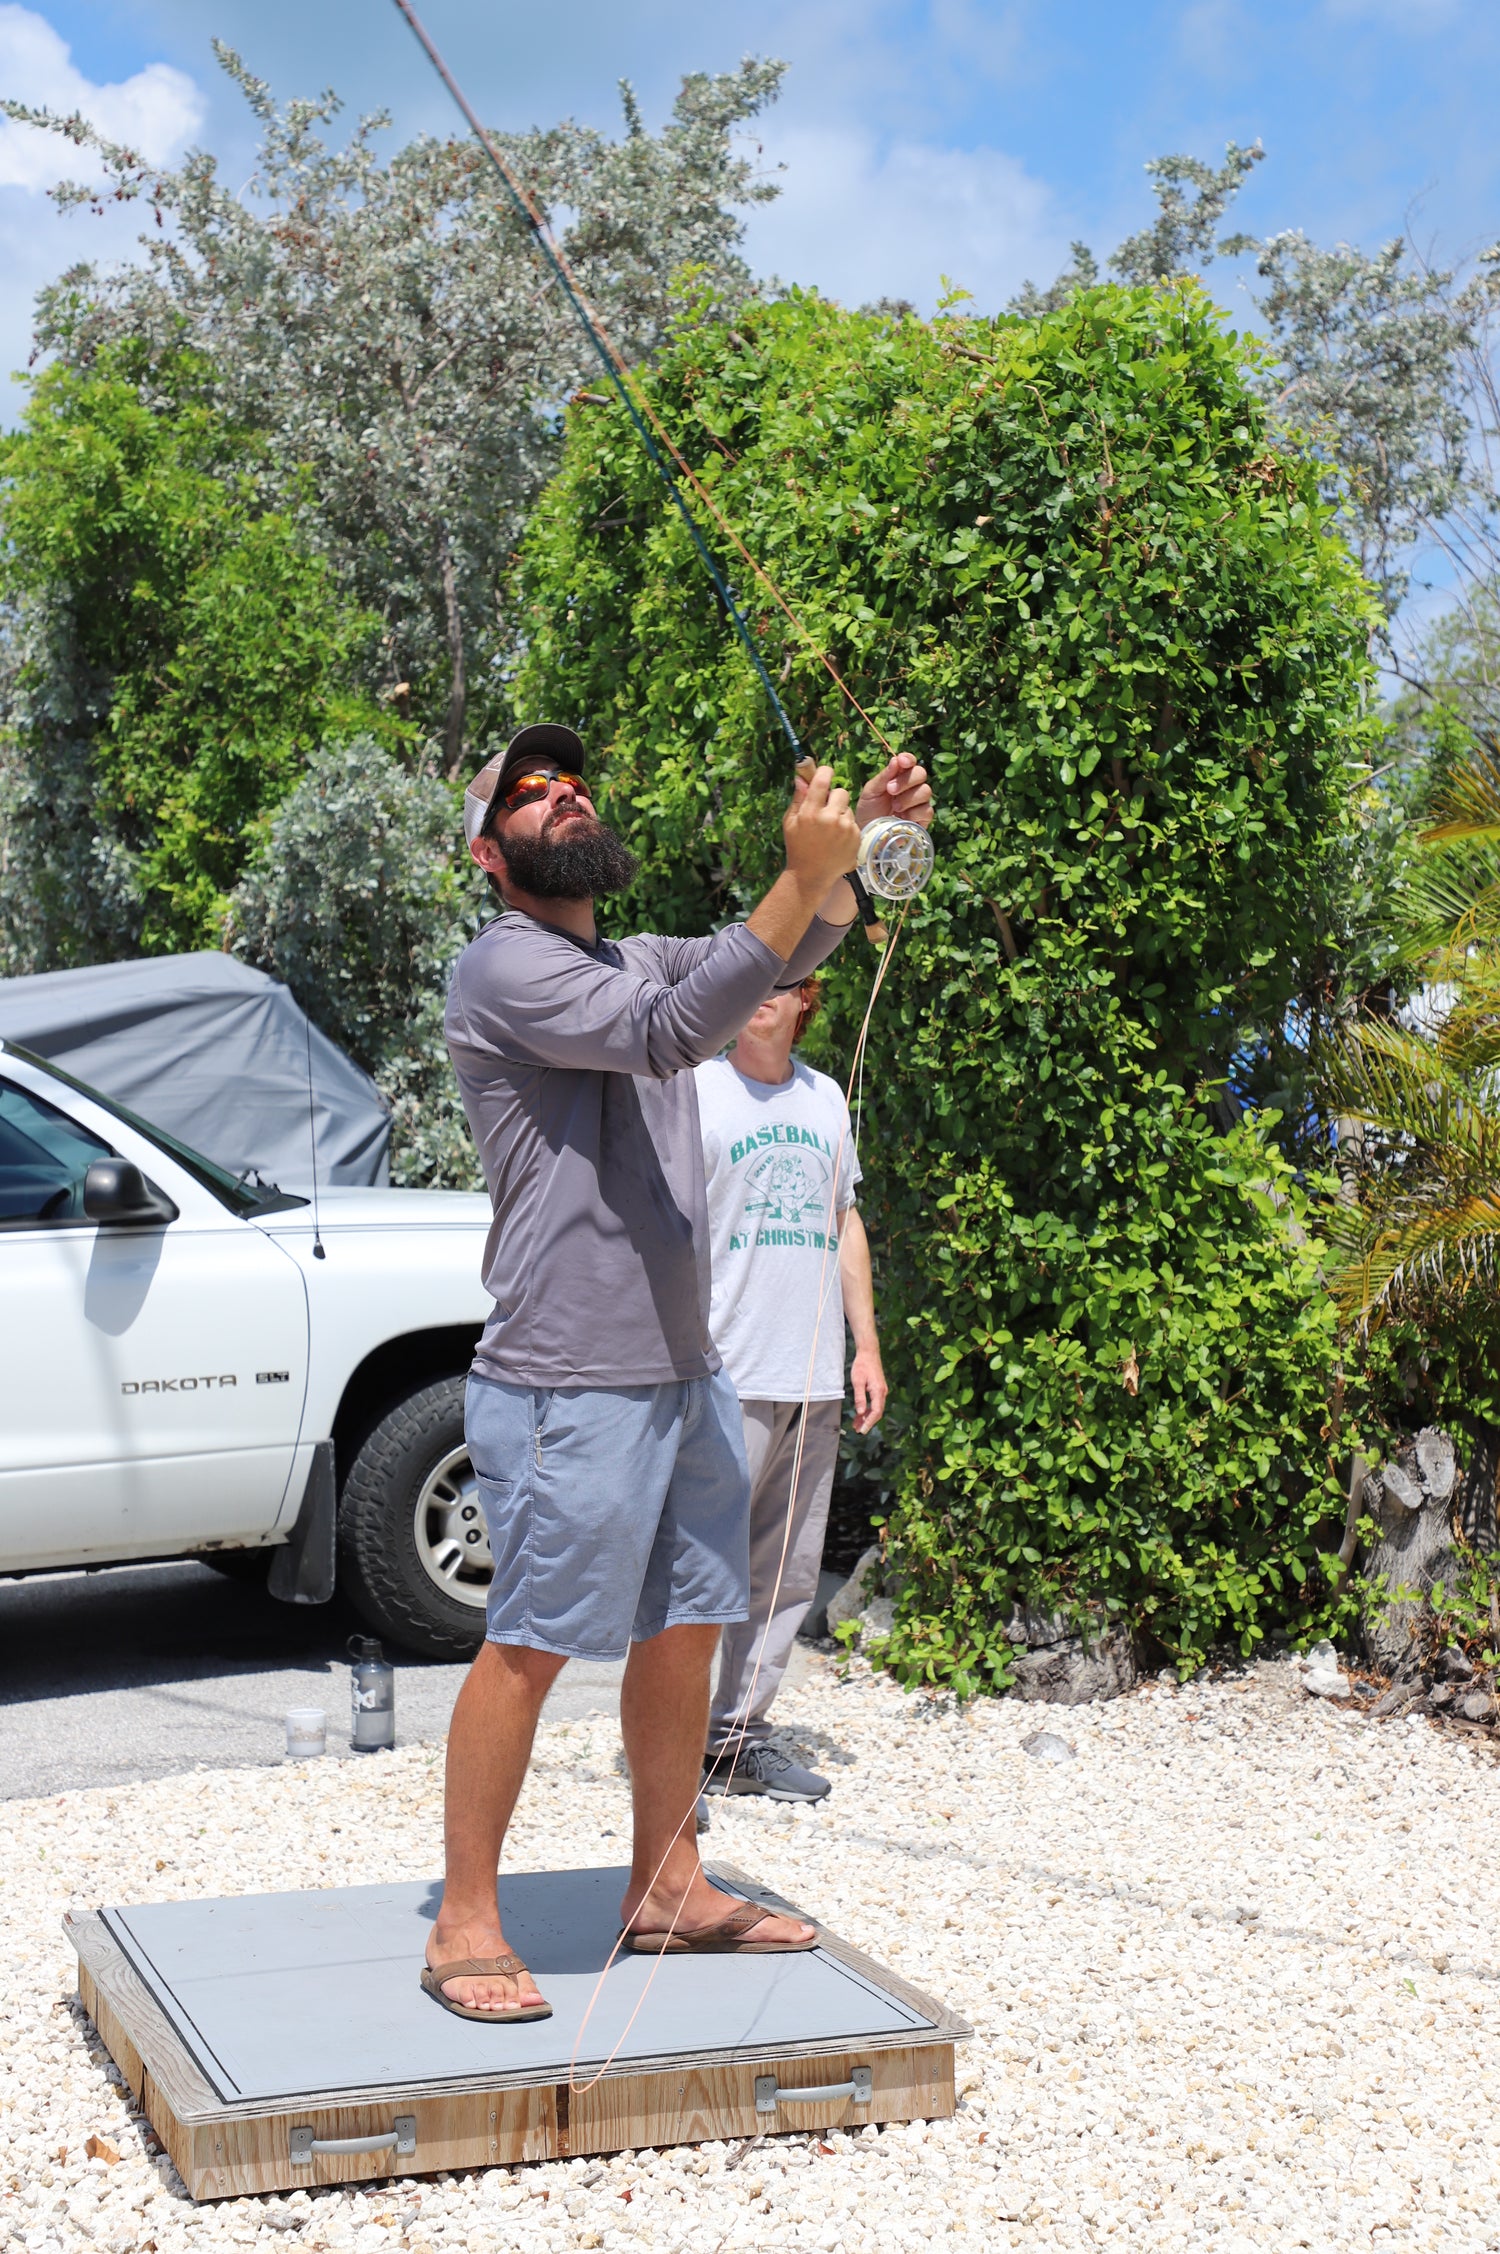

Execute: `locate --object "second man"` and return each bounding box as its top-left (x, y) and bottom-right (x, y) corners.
top-left (696, 975), bottom-right (887, 1807)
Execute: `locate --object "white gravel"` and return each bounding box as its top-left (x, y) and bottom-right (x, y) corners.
top-left (3, 1653), bottom-right (1499, 2252)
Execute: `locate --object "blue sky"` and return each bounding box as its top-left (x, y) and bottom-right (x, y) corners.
top-left (1, 0), bottom-right (1498, 395)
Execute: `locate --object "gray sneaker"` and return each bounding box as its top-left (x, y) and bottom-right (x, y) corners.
top-left (702, 1743), bottom-right (831, 1802)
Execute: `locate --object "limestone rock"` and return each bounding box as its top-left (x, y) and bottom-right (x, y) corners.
top-left (825, 1547), bottom-right (881, 1635)
top-left (825, 1549), bottom-right (905, 1647)
top-left (1298, 1641), bottom-right (1351, 1699)
top-left (1022, 1730), bottom-right (1076, 1762)
top-left (1010, 1625), bottom-right (1136, 1706)
top-left (858, 1596), bottom-right (896, 1641)
top-left (1004, 1605), bottom-right (1073, 1650)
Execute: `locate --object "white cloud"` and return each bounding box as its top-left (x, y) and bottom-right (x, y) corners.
top-left (0, 8), bottom-right (206, 409)
top-left (0, 5), bottom-right (204, 190)
top-left (741, 122), bottom-right (1069, 316)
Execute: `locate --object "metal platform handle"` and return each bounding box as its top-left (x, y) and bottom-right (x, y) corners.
top-left (290, 2115), bottom-right (416, 2163)
top-left (755, 2066), bottom-right (872, 2115)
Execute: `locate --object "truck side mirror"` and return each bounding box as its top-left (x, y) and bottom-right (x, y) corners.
top-left (83, 1158), bottom-right (179, 1226)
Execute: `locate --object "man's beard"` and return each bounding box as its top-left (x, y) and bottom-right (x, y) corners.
top-left (497, 806), bottom-right (639, 900)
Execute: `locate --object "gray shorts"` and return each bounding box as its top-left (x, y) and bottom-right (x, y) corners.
top-left (465, 1368), bottom-right (751, 1661)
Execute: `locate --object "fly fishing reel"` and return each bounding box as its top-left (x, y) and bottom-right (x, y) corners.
top-left (796, 755), bottom-right (937, 913)
top-left (855, 814), bottom-right (936, 902)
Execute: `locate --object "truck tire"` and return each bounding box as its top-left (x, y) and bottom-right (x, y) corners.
top-left (337, 1377), bottom-right (492, 1661)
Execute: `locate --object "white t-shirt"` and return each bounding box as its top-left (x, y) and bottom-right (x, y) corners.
top-left (695, 1052), bottom-right (861, 1402)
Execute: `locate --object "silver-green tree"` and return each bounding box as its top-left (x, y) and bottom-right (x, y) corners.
top-left (226, 737), bottom-right (483, 1190)
top-left (1244, 229), bottom-right (1491, 636)
top-left (9, 42), bottom-right (784, 774)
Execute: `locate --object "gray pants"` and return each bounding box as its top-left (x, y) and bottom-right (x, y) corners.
top-left (707, 1397), bottom-right (841, 1755)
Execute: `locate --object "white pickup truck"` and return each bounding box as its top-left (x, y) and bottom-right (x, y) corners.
top-left (0, 1037), bottom-right (498, 1659)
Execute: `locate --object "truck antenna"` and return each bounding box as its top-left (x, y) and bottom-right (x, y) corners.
top-left (304, 1014), bottom-right (326, 1260)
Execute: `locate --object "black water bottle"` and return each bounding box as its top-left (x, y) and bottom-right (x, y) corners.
top-left (348, 1635), bottom-right (396, 1752)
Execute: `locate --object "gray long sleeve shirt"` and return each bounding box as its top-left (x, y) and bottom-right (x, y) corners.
top-left (446, 910), bottom-right (846, 1387)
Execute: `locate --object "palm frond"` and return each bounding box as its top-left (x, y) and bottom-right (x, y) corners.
top-left (1426, 740), bottom-right (1500, 839)
top-left (1389, 748), bottom-right (1500, 956)
top-left (1316, 743), bottom-right (1500, 1333)
top-left (1329, 1184), bottom-right (1500, 1324)
top-left (1323, 1018), bottom-right (1500, 1167)
top-left (1435, 986), bottom-right (1500, 1075)
top-left (1403, 845), bottom-right (1500, 953)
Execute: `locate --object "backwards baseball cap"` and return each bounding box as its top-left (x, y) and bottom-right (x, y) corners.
top-left (463, 723), bottom-right (588, 846)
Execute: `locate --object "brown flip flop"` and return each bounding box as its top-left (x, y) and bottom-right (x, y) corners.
top-left (420, 1953), bottom-right (553, 2023)
top-left (621, 1899), bottom-right (818, 1956)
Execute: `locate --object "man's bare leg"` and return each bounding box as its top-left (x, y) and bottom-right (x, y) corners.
top-left (617, 1623), bottom-right (813, 1945)
top-left (427, 1640), bottom-right (567, 2011)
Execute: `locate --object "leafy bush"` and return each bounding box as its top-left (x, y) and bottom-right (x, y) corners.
top-left (515, 281), bottom-right (1379, 1685)
top-left (0, 347), bottom-right (384, 968)
top-left (227, 738), bottom-right (484, 1189)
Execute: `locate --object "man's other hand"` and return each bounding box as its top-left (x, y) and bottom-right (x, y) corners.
top-left (854, 751), bottom-right (932, 833)
top-left (783, 763), bottom-right (862, 893)
top-left (850, 1344), bottom-right (888, 1435)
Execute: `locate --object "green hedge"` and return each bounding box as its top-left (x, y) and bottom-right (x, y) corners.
top-left (0, 347), bottom-right (385, 959)
top-left (516, 281), bottom-right (1379, 1686)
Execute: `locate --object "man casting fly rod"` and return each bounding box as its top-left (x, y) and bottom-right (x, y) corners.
top-left (423, 726), bottom-right (932, 2022)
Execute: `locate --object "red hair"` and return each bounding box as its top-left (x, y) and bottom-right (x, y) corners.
top-left (795, 978), bottom-right (822, 1044)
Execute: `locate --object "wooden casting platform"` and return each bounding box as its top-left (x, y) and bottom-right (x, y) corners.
top-left (68, 1862), bottom-right (969, 2200)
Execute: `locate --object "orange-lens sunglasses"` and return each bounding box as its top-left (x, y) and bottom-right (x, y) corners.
top-left (501, 767), bottom-right (591, 812)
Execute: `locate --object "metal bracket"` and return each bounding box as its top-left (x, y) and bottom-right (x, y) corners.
top-left (290, 2115), bottom-right (416, 2163)
top-left (754, 2066), bottom-right (873, 2116)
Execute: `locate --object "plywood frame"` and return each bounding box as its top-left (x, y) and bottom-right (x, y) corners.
top-left (68, 1863), bottom-right (969, 2201)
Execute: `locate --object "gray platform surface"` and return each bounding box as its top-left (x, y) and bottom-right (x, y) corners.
top-left (101, 1867), bottom-right (935, 2103)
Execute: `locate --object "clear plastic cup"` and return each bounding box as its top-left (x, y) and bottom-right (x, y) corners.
top-left (285, 1707), bottom-right (327, 1759)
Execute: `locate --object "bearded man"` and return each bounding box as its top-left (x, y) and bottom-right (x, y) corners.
top-left (424, 721), bottom-right (932, 2025)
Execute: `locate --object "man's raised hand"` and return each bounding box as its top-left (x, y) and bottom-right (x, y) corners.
top-left (747, 759), bottom-right (891, 959)
top-left (854, 751), bottom-right (933, 833)
top-left (783, 763), bottom-right (862, 894)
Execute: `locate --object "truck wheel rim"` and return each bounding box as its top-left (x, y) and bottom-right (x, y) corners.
top-left (413, 1446), bottom-right (492, 1608)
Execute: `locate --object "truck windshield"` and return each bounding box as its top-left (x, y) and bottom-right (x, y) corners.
top-left (1, 1041), bottom-right (311, 1220)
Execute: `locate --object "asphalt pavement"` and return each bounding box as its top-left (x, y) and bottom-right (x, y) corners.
top-left (0, 1562), bottom-right (623, 1800)
top-left (0, 1560), bottom-right (821, 1800)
